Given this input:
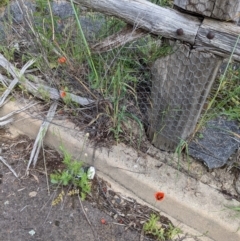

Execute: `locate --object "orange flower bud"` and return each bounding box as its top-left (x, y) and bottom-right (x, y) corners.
top-left (60, 90), bottom-right (66, 98)
top-left (57, 56), bottom-right (67, 64)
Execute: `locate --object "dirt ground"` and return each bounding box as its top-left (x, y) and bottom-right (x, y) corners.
top-left (0, 128), bottom-right (190, 241)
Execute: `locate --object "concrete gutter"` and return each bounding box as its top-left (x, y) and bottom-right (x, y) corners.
top-left (1, 101), bottom-right (240, 241)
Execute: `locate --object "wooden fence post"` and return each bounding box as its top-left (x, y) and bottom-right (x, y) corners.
top-left (148, 0), bottom-right (240, 151)
top-left (147, 42), bottom-right (222, 150)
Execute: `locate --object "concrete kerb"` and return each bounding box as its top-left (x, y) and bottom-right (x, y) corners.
top-left (1, 101), bottom-right (240, 241)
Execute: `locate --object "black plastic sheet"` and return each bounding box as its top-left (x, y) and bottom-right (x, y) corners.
top-left (189, 117), bottom-right (240, 169)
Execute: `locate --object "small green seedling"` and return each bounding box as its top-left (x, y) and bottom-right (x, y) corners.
top-left (144, 214), bottom-right (165, 240)
top-left (144, 213), bottom-right (182, 240)
top-left (50, 145), bottom-right (91, 200)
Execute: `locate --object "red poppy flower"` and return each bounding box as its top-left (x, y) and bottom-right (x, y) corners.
top-left (101, 218), bottom-right (106, 224)
top-left (155, 192), bottom-right (165, 201)
top-left (60, 90), bottom-right (66, 98)
top-left (57, 56), bottom-right (67, 64)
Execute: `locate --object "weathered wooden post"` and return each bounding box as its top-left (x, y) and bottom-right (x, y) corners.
top-left (148, 0), bottom-right (240, 151)
top-left (73, 0), bottom-right (240, 151)
top-left (148, 42), bottom-right (222, 150)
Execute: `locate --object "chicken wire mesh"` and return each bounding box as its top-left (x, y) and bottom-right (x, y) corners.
top-left (147, 42), bottom-right (222, 150)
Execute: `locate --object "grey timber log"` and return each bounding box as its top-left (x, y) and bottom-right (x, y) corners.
top-left (174, 0), bottom-right (214, 17)
top-left (75, 0), bottom-right (240, 62)
top-left (148, 42), bottom-right (222, 151)
top-left (174, 0), bottom-right (240, 21)
top-left (74, 0), bottom-right (201, 44)
top-left (195, 18), bottom-right (240, 59)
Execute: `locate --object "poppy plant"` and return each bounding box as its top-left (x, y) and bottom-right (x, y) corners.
top-left (60, 90), bottom-right (66, 98)
top-left (57, 56), bottom-right (67, 64)
top-left (155, 192), bottom-right (165, 201)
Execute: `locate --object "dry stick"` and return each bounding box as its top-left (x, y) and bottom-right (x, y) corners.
top-left (0, 103), bottom-right (38, 121)
top-left (41, 182), bottom-right (62, 211)
top-left (0, 102), bottom-right (38, 127)
top-left (0, 156), bottom-right (18, 178)
top-left (0, 54), bottom-right (36, 107)
top-left (0, 119), bottom-right (13, 126)
top-left (47, 0), bottom-right (55, 41)
top-left (0, 73), bottom-right (8, 87)
top-left (41, 140), bottom-right (50, 196)
top-left (60, 185), bottom-right (73, 211)
top-left (26, 102), bottom-right (58, 174)
top-left (77, 194), bottom-right (100, 241)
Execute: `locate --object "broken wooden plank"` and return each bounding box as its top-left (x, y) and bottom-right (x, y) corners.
top-left (195, 18), bottom-right (240, 59)
top-left (74, 0), bottom-right (201, 44)
top-left (74, 0), bottom-right (240, 62)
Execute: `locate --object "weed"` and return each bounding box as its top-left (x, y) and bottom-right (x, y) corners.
top-left (70, 0), bottom-right (99, 87)
top-left (196, 34), bottom-right (240, 134)
top-left (37, 85), bottom-right (51, 101)
top-left (144, 213), bottom-right (182, 240)
top-left (0, 0), bottom-right (8, 8)
top-left (60, 87), bottom-right (73, 106)
top-left (165, 223), bottom-right (182, 240)
top-left (224, 205), bottom-right (240, 218)
top-left (211, 65), bottom-right (240, 122)
top-left (0, 45), bottom-right (15, 62)
top-left (174, 139), bottom-right (191, 172)
top-left (50, 145), bottom-right (91, 200)
top-left (144, 214), bottom-right (166, 240)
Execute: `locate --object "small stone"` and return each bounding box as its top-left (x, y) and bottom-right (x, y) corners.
top-left (200, 174), bottom-right (210, 184)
